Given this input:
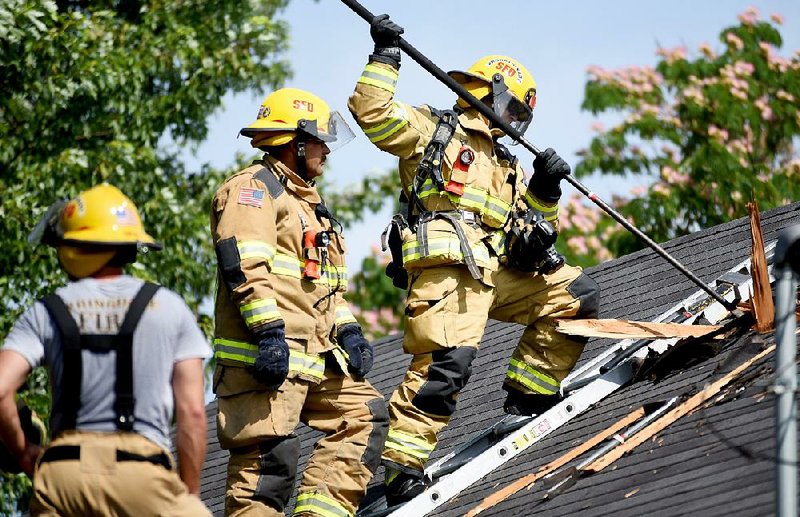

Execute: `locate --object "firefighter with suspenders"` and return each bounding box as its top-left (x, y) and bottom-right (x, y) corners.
top-left (0, 184), bottom-right (211, 515)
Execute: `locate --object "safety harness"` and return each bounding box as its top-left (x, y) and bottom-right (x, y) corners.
top-left (384, 108), bottom-right (517, 286)
top-left (40, 282), bottom-right (160, 434)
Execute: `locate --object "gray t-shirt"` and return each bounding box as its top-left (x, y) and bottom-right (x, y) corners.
top-left (2, 275), bottom-right (211, 450)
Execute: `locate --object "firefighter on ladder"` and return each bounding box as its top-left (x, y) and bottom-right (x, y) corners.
top-left (0, 184), bottom-right (211, 515)
top-left (211, 87), bottom-right (390, 516)
top-left (348, 15), bottom-right (601, 504)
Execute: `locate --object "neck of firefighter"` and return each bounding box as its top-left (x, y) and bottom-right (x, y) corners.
top-left (277, 138), bottom-right (329, 183)
top-left (92, 265), bottom-right (124, 279)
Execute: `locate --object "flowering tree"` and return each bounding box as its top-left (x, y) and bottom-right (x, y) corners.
top-left (568, 8), bottom-right (800, 260)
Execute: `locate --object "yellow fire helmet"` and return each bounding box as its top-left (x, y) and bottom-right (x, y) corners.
top-left (448, 55), bottom-right (538, 135)
top-left (240, 87), bottom-right (356, 150)
top-left (51, 184), bottom-right (161, 278)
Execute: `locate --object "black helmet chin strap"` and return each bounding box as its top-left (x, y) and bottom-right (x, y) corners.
top-left (295, 139), bottom-right (311, 181)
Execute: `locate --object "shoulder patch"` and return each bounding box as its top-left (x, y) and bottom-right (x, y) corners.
top-left (253, 167), bottom-right (285, 199)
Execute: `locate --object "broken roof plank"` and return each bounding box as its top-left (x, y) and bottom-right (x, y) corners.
top-left (583, 344), bottom-right (776, 473)
top-left (555, 318), bottom-right (722, 340)
top-left (465, 405), bottom-right (647, 517)
top-left (747, 202), bottom-right (775, 333)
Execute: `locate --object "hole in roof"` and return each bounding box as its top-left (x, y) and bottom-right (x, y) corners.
top-left (430, 491), bottom-right (440, 502)
top-left (566, 403), bottom-right (575, 413)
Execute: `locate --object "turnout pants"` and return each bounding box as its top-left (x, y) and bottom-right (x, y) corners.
top-left (30, 431), bottom-right (210, 516)
top-left (383, 264), bottom-right (599, 472)
top-left (215, 358), bottom-right (389, 517)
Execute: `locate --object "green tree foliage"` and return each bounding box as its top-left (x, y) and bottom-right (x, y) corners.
top-left (563, 8), bottom-right (800, 262)
top-left (0, 0), bottom-right (291, 511)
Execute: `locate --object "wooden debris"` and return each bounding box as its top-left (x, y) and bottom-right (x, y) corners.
top-left (583, 344), bottom-right (775, 473)
top-left (747, 202), bottom-right (775, 333)
top-left (554, 319), bottom-right (722, 340)
top-left (465, 406), bottom-right (647, 517)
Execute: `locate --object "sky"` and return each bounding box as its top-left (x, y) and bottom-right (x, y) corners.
top-left (182, 0), bottom-right (800, 268)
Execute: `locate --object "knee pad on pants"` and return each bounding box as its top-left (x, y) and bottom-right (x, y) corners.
top-left (253, 435), bottom-right (300, 511)
top-left (362, 398), bottom-right (390, 473)
top-left (567, 273), bottom-right (600, 319)
top-left (413, 347), bottom-right (478, 417)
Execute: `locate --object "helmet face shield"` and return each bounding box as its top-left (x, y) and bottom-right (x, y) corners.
top-left (309, 111), bottom-right (356, 152)
top-left (28, 199), bottom-right (67, 247)
top-left (492, 79), bottom-right (534, 136)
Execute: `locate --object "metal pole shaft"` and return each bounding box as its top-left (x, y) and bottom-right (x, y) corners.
top-left (775, 264), bottom-right (798, 517)
top-left (339, 0), bottom-right (735, 311)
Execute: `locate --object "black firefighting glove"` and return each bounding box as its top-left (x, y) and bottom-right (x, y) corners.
top-left (529, 148), bottom-right (571, 203)
top-left (251, 324), bottom-right (290, 390)
top-left (370, 14), bottom-right (403, 68)
top-left (338, 323), bottom-right (374, 378)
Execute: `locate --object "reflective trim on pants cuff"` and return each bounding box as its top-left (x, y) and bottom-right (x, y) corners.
top-left (293, 491), bottom-right (352, 517)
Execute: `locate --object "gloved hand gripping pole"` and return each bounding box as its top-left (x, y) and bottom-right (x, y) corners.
top-left (339, 0), bottom-right (737, 311)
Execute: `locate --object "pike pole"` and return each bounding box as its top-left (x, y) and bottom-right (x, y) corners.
top-left (340, 0), bottom-right (737, 311)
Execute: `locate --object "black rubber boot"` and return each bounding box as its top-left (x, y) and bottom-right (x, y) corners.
top-left (385, 469), bottom-right (428, 507)
top-left (503, 388), bottom-right (562, 417)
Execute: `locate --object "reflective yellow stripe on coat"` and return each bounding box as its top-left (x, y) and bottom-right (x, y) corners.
top-left (271, 252), bottom-right (348, 289)
top-left (213, 338), bottom-right (325, 380)
top-left (239, 298), bottom-right (280, 328)
top-left (523, 191), bottom-right (560, 222)
top-left (335, 305), bottom-right (358, 327)
top-left (417, 178), bottom-right (512, 227)
top-left (402, 235), bottom-right (491, 265)
top-left (237, 239), bottom-right (276, 263)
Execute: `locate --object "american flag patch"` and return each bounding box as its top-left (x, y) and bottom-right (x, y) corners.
top-left (237, 187), bottom-right (265, 208)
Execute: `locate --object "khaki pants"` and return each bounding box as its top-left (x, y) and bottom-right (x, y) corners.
top-left (383, 264), bottom-right (599, 471)
top-left (30, 431), bottom-right (210, 517)
top-left (215, 361), bottom-right (389, 517)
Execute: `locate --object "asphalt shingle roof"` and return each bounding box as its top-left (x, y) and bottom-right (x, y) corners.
top-left (197, 202), bottom-right (800, 516)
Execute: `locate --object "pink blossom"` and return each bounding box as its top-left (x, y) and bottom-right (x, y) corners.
top-left (652, 183), bottom-right (671, 196)
top-left (757, 172), bottom-right (770, 182)
top-left (708, 125), bottom-right (729, 142)
top-left (630, 185), bottom-right (647, 197)
top-left (725, 32), bottom-right (744, 51)
top-left (770, 13), bottom-right (785, 25)
top-left (567, 236), bottom-right (588, 255)
top-left (738, 6), bottom-right (759, 25)
top-left (777, 90), bottom-right (796, 103)
top-left (698, 42), bottom-right (715, 58)
top-left (731, 191), bottom-right (743, 202)
top-left (732, 60), bottom-right (755, 76)
top-left (656, 45), bottom-right (688, 64)
top-left (730, 88), bottom-right (748, 101)
top-left (590, 121), bottom-right (605, 133)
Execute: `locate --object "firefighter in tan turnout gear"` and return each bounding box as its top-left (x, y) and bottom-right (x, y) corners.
top-left (348, 15), bottom-right (600, 504)
top-left (211, 87), bottom-right (389, 517)
top-left (0, 184), bottom-right (211, 516)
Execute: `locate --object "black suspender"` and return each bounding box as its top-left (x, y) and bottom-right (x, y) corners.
top-left (40, 294), bottom-right (82, 433)
top-left (40, 282), bottom-right (160, 434)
